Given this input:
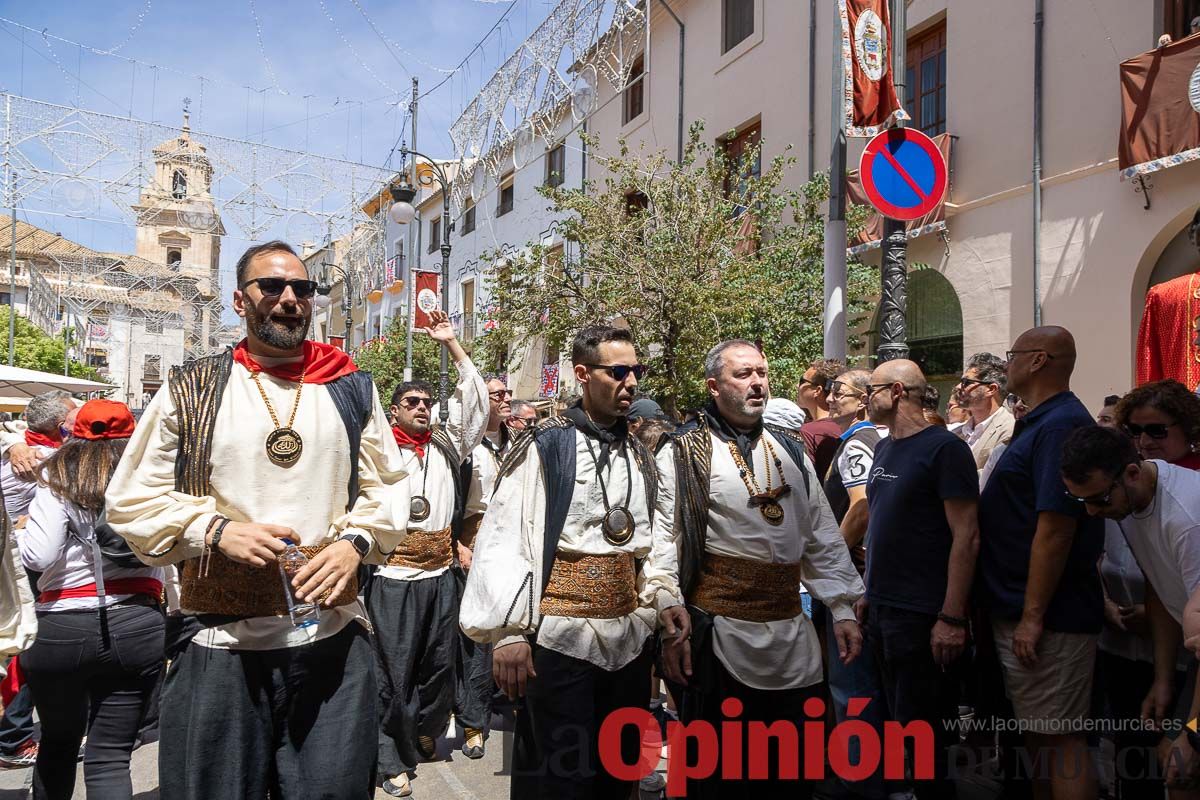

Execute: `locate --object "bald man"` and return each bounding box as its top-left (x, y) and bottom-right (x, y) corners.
top-left (978, 327), bottom-right (1102, 800)
top-left (861, 359), bottom-right (979, 800)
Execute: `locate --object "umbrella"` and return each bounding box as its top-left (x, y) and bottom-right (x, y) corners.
top-left (0, 365), bottom-right (115, 399)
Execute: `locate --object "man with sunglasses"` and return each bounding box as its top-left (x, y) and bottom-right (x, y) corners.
top-left (797, 359), bottom-right (845, 481)
top-left (371, 309), bottom-right (488, 798)
top-left (977, 326), bottom-right (1103, 800)
top-left (1061, 426), bottom-right (1200, 793)
top-left (460, 324), bottom-right (687, 800)
top-left (506, 399), bottom-right (538, 432)
top-left (105, 240), bottom-right (413, 799)
top-left (661, 340), bottom-right (862, 798)
top-left (954, 352), bottom-right (1016, 474)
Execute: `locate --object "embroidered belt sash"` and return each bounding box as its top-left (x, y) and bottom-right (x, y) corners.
top-left (179, 542), bottom-right (357, 618)
top-left (539, 551), bottom-right (637, 619)
top-left (691, 552), bottom-right (803, 623)
top-left (386, 526), bottom-right (453, 571)
top-left (459, 514), bottom-right (483, 550)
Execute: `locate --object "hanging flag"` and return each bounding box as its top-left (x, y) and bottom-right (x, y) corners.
top-left (540, 364), bottom-right (560, 399)
top-left (411, 271), bottom-right (442, 331)
top-left (1118, 33), bottom-right (1200, 179)
top-left (385, 256), bottom-right (399, 285)
top-left (839, 0), bottom-right (909, 137)
top-left (481, 304), bottom-right (500, 333)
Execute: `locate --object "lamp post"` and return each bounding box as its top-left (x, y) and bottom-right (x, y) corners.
top-left (388, 149), bottom-right (451, 426)
top-left (314, 261), bottom-right (355, 350)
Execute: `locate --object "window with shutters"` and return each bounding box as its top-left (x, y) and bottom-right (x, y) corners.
top-left (904, 23), bottom-right (947, 136)
top-left (723, 0), bottom-right (755, 53)
top-left (545, 143), bottom-right (566, 188)
top-left (722, 123), bottom-right (761, 200)
top-left (428, 217), bottom-right (440, 254)
top-left (461, 201), bottom-right (476, 235)
top-left (497, 173), bottom-right (515, 217)
top-left (623, 55), bottom-right (645, 124)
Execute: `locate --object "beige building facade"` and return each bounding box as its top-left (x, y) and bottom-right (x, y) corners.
top-left (571, 0), bottom-right (1200, 407)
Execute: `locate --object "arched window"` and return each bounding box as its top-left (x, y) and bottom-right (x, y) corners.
top-left (869, 268), bottom-right (963, 405)
top-left (166, 248), bottom-right (182, 269)
top-left (171, 169), bottom-right (187, 199)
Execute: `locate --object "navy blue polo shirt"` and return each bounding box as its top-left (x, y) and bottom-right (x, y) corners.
top-left (977, 391), bottom-right (1104, 634)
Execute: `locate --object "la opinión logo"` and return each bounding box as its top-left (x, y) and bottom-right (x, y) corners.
top-left (597, 697), bottom-right (934, 796)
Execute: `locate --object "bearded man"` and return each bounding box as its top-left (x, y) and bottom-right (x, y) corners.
top-left (106, 240), bottom-right (411, 799)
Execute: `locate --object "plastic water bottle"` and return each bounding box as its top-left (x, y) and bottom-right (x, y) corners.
top-left (277, 539), bottom-right (319, 628)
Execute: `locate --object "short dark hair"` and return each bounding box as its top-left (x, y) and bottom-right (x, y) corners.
top-left (921, 385), bottom-right (941, 411)
top-left (1102, 394), bottom-right (1120, 408)
top-left (965, 352), bottom-right (1008, 394)
top-left (1115, 379), bottom-right (1200, 445)
top-left (1060, 425), bottom-right (1139, 484)
top-left (571, 325), bottom-right (634, 366)
top-left (390, 380), bottom-right (434, 407)
top-left (235, 240), bottom-right (301, 287)
top-left (808, 358), bottom-right (844, 388)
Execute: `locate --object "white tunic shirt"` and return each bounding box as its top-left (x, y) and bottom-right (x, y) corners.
top-left (2, 444), bottom-right (54, 521)
top-left (463, 428), bottom-right (682, 671)
top-left (704, 430), bottom-right (865, 691)
top-left (104, 357), bottom-right (412, 651)
top-left (464, 431), bottom-right (506, 518)
top-left (376, 358), bottom-right (488, 582)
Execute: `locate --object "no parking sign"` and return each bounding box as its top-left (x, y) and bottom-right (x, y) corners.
top-left (858, 127), bottom-right (948, 221)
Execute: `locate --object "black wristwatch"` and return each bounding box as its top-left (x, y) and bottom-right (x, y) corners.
top-left (937, 612), bottom-right (969, 628)
top-left (338, 533), bottom-right (371, 560)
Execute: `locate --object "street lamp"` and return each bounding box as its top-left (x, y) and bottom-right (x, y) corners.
top-left (389, 148), bottom-right (452, 425)
top-left (315, 261), bottom-right (355, 350)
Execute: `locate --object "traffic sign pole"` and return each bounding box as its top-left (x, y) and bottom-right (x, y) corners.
top-left (879, 0), bottom-right (909, 365)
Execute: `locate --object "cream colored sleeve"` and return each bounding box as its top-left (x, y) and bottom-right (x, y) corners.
top-left (445, 358), bottom-right (490, 464)
top-left (640, 443), bottom-right (683, 616)
top-left (0, 422), bottom-right (28, 457)
top-left (331, 384), bottom-right (413, 564)
top-left (103, 386), bottom-right (217, 566)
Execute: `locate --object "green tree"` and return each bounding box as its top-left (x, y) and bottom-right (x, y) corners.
top-left (0, 307), bottom-right (100, 380)
top-left (352, 316), bottom-right (465, 406)
top-left (474, 124), bottom-right (874, 416)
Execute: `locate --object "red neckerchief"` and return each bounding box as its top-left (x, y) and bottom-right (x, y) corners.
top-left (392, 425), bottom-right (432, 459)
top-left (1172, 452), bottom-right (1200, 471)
top-left (24, 430), bottom-right (61, 449)
top-left (232, 339), bottom-right (358, 384)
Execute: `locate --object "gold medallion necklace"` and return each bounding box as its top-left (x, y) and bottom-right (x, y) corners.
top-left (727, 439), bottom-right (790, 525)
top-left (250, 367), bottom-right (307, 466)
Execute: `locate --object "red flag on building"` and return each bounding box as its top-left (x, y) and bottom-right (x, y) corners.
top-left (411, 271), bottom-right (441, 331)
top-left (839, 0), bottom-right (909, 137)
top-left (1118, 33), bottom-right (1200, 179)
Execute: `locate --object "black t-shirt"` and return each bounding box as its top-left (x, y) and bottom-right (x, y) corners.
top-left (865, 424), bottom-right (979, 615)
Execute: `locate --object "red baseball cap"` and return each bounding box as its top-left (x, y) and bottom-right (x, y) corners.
top-left (73, 399), bottom-right (136, 441)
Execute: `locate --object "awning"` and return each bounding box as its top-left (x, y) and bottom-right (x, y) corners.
top-left (0, 365), bottom-right (114, 399)
top-left (1118, 32), bottom-right (1200, 179)
top-left (846, 132), bottom-right (952, 256)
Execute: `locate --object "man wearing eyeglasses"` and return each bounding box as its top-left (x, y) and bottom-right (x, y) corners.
top-left (449, 378), bottom-right (512, 764)
top-left (460, 324), bottom-right (687, 800)
top-left (505, 399), bottom-right (539, 433)
top-left (860, 359), bottom-right (980, 800)
top-left (955, 352), bottom-right (1016, 474)
top-left (977, 326), bottom-right (1103, 800)
top-left (105, 240), bottom-right (413, 799)
top-left (1062, 425), bottom-right (1200, 793)
top-left (797, 359), bottom-right (846, 480)
top-left (372, 310), bottom-right (488, 798)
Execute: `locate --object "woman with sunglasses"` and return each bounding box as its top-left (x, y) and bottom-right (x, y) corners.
top-left (19, 400), bottom-right (165, 800)
top-left (1115, 379), bottom-right (1200, 469)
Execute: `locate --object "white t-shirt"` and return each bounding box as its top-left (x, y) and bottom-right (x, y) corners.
top-left (1119, 461), bottom-right (1200, 624)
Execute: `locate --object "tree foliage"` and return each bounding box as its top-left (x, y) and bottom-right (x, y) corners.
top-left (474, 124), bottom-right (874, 416)
top-left (352, 316), bottom-right (469, 406)
top-left (0, 307), bottom-right (100, 380)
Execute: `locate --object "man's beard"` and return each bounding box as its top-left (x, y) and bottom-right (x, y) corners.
top-left (246, 304), bottom-right (310, 350)
top-left (735, 394), bottom-right (765, 420)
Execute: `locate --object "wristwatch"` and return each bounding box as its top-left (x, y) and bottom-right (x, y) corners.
top-left (338, 533), bottom-right (371, 560)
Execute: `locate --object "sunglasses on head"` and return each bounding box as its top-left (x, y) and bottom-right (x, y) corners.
top-left (241, 277), bottom-right (318, 299)
top-left (1122, 421), bottom-right (1176, 440)
top-left (399, 396), bottom-right (433, 410)
top-left (585, 363), bottom-right (648, 381)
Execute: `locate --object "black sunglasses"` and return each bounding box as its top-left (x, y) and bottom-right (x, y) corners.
top-left (585, 363), bottom-right (647, 381)
top-left (399, 396), bottom-right (433, 410)
top-left (1122, 421), bottom-right (1176, 440)
top-left (1064, 473), bottom-right (1123, 506)
top-left (241, 277), bottom-right (319, 299)
top-left (488, 389), bottom-right (513, 400)
top-left (957, 376), bottom-right (988, 388)
top-left (1005, 349), bottom-right (1055, 362)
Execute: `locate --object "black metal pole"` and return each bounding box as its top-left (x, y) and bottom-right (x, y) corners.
top-left (439, 184), bottom-right (451, 426)
top-left (877, 0), bottom-right (909, 364)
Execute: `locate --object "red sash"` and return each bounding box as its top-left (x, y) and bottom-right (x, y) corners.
top-left (36, 577), bottom-right (163, 605)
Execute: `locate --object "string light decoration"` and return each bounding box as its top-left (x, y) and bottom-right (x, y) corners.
top-left (1, 93), bottom-right (392, 370)
top-left (447, 0), bottom-right (645, 187)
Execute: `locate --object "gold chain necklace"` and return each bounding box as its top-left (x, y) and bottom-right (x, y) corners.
top-left (726, 439), bottom-right (790, 525)
top-left (250, 367), bottom-right (307, 466)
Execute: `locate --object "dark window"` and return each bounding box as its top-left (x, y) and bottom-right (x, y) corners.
top-left (623, 55), bottom-right (645, 124)
top-left (461, 203), bottom-right (476, 235)
top-left (625, 191), bottom-right (649, 216)
top-left (723, 0), bottom-right (755, 53)
top-left (722, 123), bottom-right (761, 199)
top-left (545, 143), bottom-right (566, 188)
top-left (497, 175), bottom-right (515, 217)
top-left (905, 24), bottom-right (947, 136)
top-left (166, 248), bottom-right (182, 269)
top-left (1164, 0), bottom-right (1200, 40)
top-left (0, 292), bottom-right (9, 305)
top-left (428, 217), bottom-right (440, 254)
top-left (171, 169), bottom-right (187, 199)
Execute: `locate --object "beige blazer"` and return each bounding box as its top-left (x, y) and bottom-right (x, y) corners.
top-left (967, 406), bottom-right (1016, 472)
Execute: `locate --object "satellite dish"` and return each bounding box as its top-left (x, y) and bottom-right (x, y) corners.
top-left (571, 67), bottom-right (599, 123)
top-left (471, 164), bottom-right (486, 199)
top-left (512, 122), bottom-right (537, 171)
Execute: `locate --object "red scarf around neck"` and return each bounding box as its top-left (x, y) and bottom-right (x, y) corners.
top-left (232, 339), bottom-right (358, 384)
top-left (392, 425), bottom-right (432, 459)
top-left (25, 430), bottom-right (61, 449)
